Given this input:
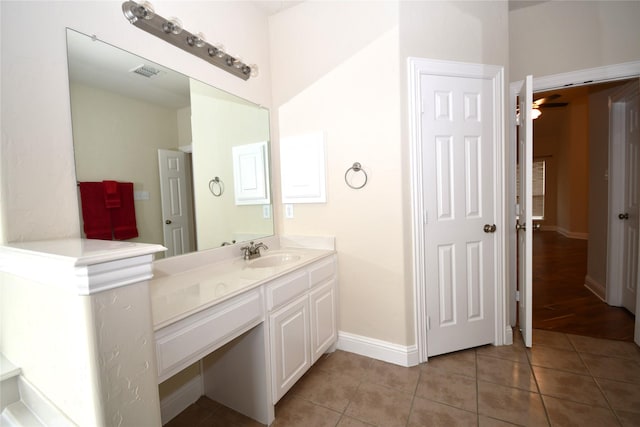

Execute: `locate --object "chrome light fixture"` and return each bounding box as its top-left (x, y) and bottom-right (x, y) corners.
top-left (122, 1), bottom-right (257, 80)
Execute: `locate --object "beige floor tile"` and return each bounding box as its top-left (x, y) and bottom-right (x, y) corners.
top-left (477, 381), bottom-right (549, 426)
top-left (407, 396), bottom-right (477, 427)
top-left (542, 395), bottom-right (620, 427)
top-left (533, 330), bottom-right (573, 351)
top-left (477, 355), bottom-right (537, 391)
top-left (416, 369), bottom-right (477, 412)
top-left (344, 382), bottom-right (413, 427)
top-left (273, 395), bottom-right (341, 427)
top-left (364, 359), bottom-right (420, 394)
top-left (336, 416), bottom-right (376, 426)
top-left (420, 348), bottom-right (477, 378)
top-left (528, 346), bottom-right (589, 375)
top-left (314, 350), bottom-right (373, 381)
top-left (290, 367), bottom-right (360, 413)
top-left (164, 403), bottom-right (215, 427)
top-left (616, 409), bottom-right (640, 427)
top-left (478, 415), bottom-right (520, 426)
top-left (581, 353), bottom-right (640, 383)
top-left (568, 334), bottom-right (640, 360)
top-left (596, 377), bottom-right (640, 413)
top-left (208, 405), bottom-right (265, 427)
top-left (532, 366), bottom-right (608, 406)
top-left (476, 343), bottom-right (529, 364)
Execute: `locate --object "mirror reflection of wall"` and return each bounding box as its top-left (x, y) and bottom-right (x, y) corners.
top-left (66, 29), bottom-right (273, 258)
top-left (190, 79), bottom-right (272, 250)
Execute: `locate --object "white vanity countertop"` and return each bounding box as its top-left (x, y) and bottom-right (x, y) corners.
top-left (150, 247), bottom-right (335, 330)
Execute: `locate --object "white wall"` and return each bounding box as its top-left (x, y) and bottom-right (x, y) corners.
top-left (509, 1), bottom-right (640, 81)
top-left (270, 1), bottom-right (509, 347)
top-left (270, 2), bottom-right (407, 345)
top-left (190, 80), bottom-right (272, 249)
top-left (1, 274), bottom-right (101, 425)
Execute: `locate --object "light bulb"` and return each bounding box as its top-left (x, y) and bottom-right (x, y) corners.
top-left (187, 32), bottom-right (206, 48)
top-left (194, 32), bottom-right (206, 48)
top-left (214, 44), bottom-right (226, 58)
top-left (125, 1), bottom-right (154, 22)
top-left (249, 64), bottom-right (259, 78)
top-left (233, 57), bottom-right (243, 69)
top-left (137, 1), bottom-right (154, 20)
top-left (162, 17), bottom-right (183, 35)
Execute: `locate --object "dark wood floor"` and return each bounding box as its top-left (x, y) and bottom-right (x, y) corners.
top-left (532, 231), bottom-right (635, 341)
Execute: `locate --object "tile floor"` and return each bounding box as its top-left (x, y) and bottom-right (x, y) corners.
top-left (166, 329), bottom-right (640, 427)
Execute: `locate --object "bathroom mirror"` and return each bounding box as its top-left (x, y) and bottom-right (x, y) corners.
top-left (66, 29), bottom-right (273, 258)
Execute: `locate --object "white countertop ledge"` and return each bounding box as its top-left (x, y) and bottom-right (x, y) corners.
top-left (150, 246), bottom-right (335, 330)
top-left (0, 238), bottom-right (167, 295)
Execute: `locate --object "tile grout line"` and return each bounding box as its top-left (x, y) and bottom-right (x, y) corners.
top-left (572, 345), bottom-right (625, 426)
top-left (526, 334), bottom-right (552, 426)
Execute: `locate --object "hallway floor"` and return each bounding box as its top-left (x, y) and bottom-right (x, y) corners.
top-left (532, 231), bottom-right (635, 341)
top-left (166, 329), bottom-right (640, 427)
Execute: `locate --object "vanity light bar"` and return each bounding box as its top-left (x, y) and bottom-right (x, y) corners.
top-left (122, 1), bottom-right (255, 81)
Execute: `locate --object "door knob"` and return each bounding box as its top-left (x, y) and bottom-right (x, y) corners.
top-left (165, 219), bottom-right (172, 225)
top-left (483, 224), bottom-right (497, 233)
top-left (619, 213), bottom-right (629, 220)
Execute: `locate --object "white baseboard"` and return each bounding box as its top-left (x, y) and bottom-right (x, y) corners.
top-left (504, 325), bottom-right (514, 345)
top-left (584, 275), bottom-right (606, 301)
top-left (336, 331), bottom-right (419, 367)
top-left (556, 227), bottom-right (588, 240)
top-left (160, 374), bottom-right (203, 425)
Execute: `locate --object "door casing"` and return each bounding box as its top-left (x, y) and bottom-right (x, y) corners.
top-left (408, 58), bottom-right (506, 363)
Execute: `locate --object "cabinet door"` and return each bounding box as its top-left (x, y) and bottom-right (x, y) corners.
top-left (309, 279), bottom-right (337, 364)
top-left (270, 295), bottom-right (310, 403)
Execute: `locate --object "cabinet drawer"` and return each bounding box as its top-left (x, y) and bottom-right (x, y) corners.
top-left (266, 270), bottom-right (308, 311)
top-left (155, 289), bottom-right (263, 382)
top-left (309, 256), bottom-right (335, 287)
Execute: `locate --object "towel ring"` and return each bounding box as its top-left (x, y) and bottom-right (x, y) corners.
top-left (345, 162), bottom-right (368, 190)
top-left (209, 177), bottom-right (224, 197)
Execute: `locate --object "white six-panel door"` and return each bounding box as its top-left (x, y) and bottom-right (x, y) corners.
top-left (421, 73), bottom-right (498, 357)
top-left (158, 149), bottom-right (193, 256)
top-left (516, 76), bottom-right (534, 348)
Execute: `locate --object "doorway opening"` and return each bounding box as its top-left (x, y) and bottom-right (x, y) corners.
top-left (529, 79), bottom-right (638, 341)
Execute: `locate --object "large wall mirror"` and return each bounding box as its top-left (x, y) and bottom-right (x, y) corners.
top-left (66, 29), bottom-right (273, 258)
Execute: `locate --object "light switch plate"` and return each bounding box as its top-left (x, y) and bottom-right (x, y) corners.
top-left (134, 191), bottom-right (150, 201)
top-left (262, 205), bottom-right (271, 219)
top-left (285, 204), bottom-right (294, 219)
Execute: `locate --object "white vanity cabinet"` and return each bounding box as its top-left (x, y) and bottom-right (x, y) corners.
top-left (151, 245), bottom-right (337, 425)
top-left (268, 255), bottom-right (337, 403)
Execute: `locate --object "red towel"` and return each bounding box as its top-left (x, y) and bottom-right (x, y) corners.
top-left (111, 182), bottom-right (139, 240)
top-left (103, 180), bottom-right (121, 208)
top-left (78, 182), bottom-right (113, 240)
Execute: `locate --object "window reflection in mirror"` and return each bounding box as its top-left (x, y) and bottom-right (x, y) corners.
top-left (66, 29), bottom-right (273, 258)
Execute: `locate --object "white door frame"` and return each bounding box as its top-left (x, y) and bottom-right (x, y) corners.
top-left (408, 58), bottom-right (506, 363)
top-left (507, 61), bottom-right (640, 337)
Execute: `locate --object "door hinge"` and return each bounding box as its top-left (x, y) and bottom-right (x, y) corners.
top-left (427, 316), bottom-right (431, 330)
top-left (424, 211), bottom-right (428, 225)
top-left (516, 291), bottom-right (520, 302)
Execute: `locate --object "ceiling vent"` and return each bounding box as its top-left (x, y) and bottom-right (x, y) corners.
top-left (130, 64), bottom-right (162, 78)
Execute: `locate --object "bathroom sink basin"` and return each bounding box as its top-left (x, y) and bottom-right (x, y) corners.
top-left (247, 253), bottom-right (301, 268)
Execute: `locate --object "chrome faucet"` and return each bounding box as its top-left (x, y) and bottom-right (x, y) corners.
top-left (240, 241), bottom-right (268, 260)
